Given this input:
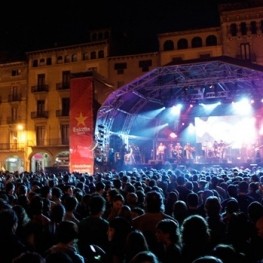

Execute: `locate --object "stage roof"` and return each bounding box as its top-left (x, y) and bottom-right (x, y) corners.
top-left (96, 56), bottom-right (263, 143)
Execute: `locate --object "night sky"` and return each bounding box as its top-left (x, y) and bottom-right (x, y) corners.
top-left (0, 0), bottom-right (240, 55)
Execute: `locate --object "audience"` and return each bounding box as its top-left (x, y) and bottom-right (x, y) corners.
top-left (0, 164), bottom-right (263, 262)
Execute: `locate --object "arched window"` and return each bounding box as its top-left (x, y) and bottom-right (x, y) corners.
top-left (230, 23), bottom-right (238, 36)
top-left (192, 37), bottom-right (202, 48)
top-left (163, 40), bottom-right (174, 51)
top-left (83, 52), bottom-right (89, 60)
top-left (240, 22), bottom-right (247, 35)
top-left (64, 55), bottom-right (71, 63)
top-left (72, 54), bottom-right (77, 62)
top-left (177, 38), bottom-right (188, 49)
top-left (206, 35), bottom-right (217, 46)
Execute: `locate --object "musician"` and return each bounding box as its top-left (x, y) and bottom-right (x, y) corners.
top-left (119, 143), bottom-right (129, 169)
top-left (156, 142), bottom-right (166, 161)
top-left (213, 140), bottom-right (219, 157)
top-left (218, 140), bottom-right (226, 160)
top-left (125, 145), bottom-right (136, 165)
top-left (174, 142), bottom-right (183, 159)
top-left (184, 142), bottom-right (195, 160)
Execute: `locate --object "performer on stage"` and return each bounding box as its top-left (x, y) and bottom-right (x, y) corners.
top-left (184, 142), bottom-right (195, 161)
top-left (156, 142), bottom-right (166, 161)
top-left (125, 144), bottom-right (136, 165)
top-left (174, 142), bottom-right (183, 159)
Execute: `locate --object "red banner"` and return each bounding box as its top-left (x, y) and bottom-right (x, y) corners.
top-left (69, 76), bottom-right (94, 174)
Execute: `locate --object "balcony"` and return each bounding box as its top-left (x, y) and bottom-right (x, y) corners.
top-left (30, 138), bottom-right (69, 147)
top-left (7, 116), bottom-right (24, 124)
top-left (56, 82), bottom-right (70, 90)
top-left (31, 85), bottom-right (49, 93)
top-left (0, 143), bottom-right (25, 151)
top-left (56, 110), bottom-right (69, 118)
top-left (8, 94), bottom-right (22, 102)
top-left (31, 111), bottom-right (49, 119)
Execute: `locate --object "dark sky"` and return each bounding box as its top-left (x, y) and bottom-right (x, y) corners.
top-left (0, 0), bottom-right (236, 55)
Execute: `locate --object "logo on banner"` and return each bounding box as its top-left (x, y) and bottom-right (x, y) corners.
top-left (73, 112), bottom-right (91, 135)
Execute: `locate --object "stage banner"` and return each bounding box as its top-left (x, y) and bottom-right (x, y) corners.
top-left (69, 76), bottom-right (94, 174)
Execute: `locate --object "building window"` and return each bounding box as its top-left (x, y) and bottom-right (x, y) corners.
top-left (139, 60), bottom-right (152, 72)
top-left (240, 22), bottom-right (247, 35)
top-left (62, 71), bottom-right (71, 88)
top-left (192, 37), bottom-right (202, 48)
top-left (72, 54), bottom-right (77, 62)
top-left (114, 63), bottom-right (127, 74)
top-left (90, 51), bottom-right (96, 59)
top-left (64, 55), bottom-right (71, 63)
top-left (98, 50), bottom-right (104, 58)
top-left (37, 100), bottom-right (45, 114)
top-left (250, 21), bottom-right (257, 34)
top-left (46, 57), bottom-right (52, 65)
top-left (61, 124), bottom-right (69, 145)
top-left (230, 23), bottom-right (238, 36)
top-left (177, 38), bottom-right (188, 49)
top-left (36, 126), bottom-right (45, 146)
top-left (57, 56), bottom-right (63, 64)
top-left (62, 97), bottom-right (70, 116)
top-left (11, 106), bottom-right (18, 122)
top-left (206, 35), bottom-right (217, 46)
top-left (11, 69), bottom-right (21, 76)
top-left (163, 40), bottom-right (174, 51)
top-left (37, 74), bottom-right (45, 87)
top-left (39, 58), bottom-right (45, 65)
top-left (32, 60), bottom-right (38, 67)
top-left (240, 43), bottom-right (250, 60)
top-left (83, 52), bottom-right (89, 60)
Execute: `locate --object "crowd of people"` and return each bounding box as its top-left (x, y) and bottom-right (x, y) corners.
top-left (1, 163), bottom-right (263, 262)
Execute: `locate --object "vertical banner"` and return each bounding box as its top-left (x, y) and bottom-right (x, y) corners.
top-left (69, 76), bottom-right (94, 174)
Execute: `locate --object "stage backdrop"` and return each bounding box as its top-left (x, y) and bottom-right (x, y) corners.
top-left (69, 76), bottom-right (94, 174)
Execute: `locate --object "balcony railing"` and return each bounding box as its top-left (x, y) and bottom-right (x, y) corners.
top-left (8, 94), bottom-right (23, 102)
top-left (7, 116), bottom-right (24, 124)
top-left (56, 110), bottom-right (69, 117)
top-left (31, 111), bottom-right (49, 119)
top-left (56, 82), bottom-right (70, 90)
top-left (31, 85), bottom-right (49, 93)
top-left (29, 138), bottom-right (69, 146)
top-left (0, 143), bottom-right (25, 150)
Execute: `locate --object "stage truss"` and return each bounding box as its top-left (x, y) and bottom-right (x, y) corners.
top-left (95, 56), bottom-right (263, 167)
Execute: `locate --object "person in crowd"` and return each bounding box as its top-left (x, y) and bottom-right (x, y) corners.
top-left (78, 194), bottom-right (109, 254)
top-left (180, 214), bottom-right (212, 263)
top-left (125, 229), bottom-right (150, 263)
top-left (63, 195), bottom-right (80, 224)
top-left (156, 142), bottom-right (166, 162)
top-left (12, 251), bottom-right (46, 263)
top-left (132, 190), bottom-right (176, 255)
top-left (204, 196), bottom-right (226, 246)
top-left (45, 220), bottom-right (85, 263)
top-left (0, 208), bottom-right (28, 263)
top-left (173, 200), bottom-right (189, 225)
top-left (129, 251), bottom-right (160, 263)
top-left (107, 193), bottom-right (125, 221)
top-left (106, 216), bottom-right (132, 263)
top-left (155, 218), bottom-right (182, 263)
top-left (192, 255), bottom-right (223, 263)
